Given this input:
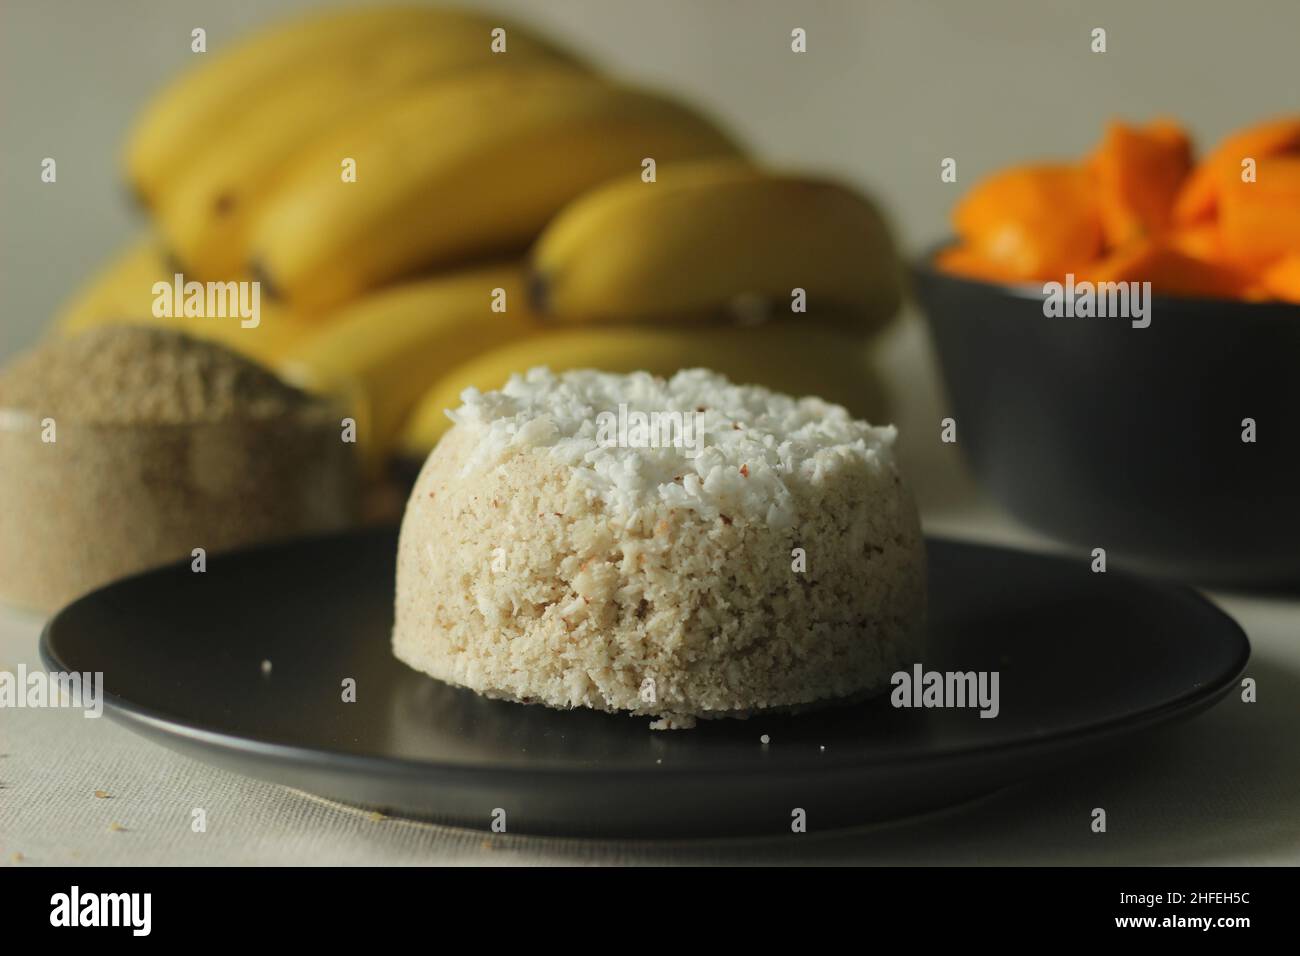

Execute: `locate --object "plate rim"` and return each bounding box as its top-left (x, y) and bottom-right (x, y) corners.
top-left (38, 533), bottom-right (1252, 782)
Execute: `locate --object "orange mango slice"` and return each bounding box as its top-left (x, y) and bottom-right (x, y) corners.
top-left (932, 244), bottom-right (1032, 285)
top-left (1259, 252), bottom-right (1300, 304)
top-left (953, 164), bottom-right (1102, 279)
top-left (1218, 155), bottom-right (1300, 267)
top-left (1090, 119), bottom-right (1192, 247)
top-left (1173, 115), bottom-right (1300, 225)
top-left (1167, 223), bottom-right (1222, 261)
top-left (938, 116), bottom-right (1300, 303)
top-left (1082, 240), bottom-right (1252, 300)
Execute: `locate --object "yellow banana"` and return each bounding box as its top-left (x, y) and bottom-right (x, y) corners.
top-left (152, 20), bottom-right (584, 281)
top-left (396, 322), bottom-right (890, 458)
top-left (277, 263), bottom-right (543, 471)
top-left (125, 5), bottom-right (577, 209)
top-left (53, 238), bottom-right (318, 367)
top-left (530, 160), bottom-right (904, 333)
top-left (248, 69), bottom-right (746, 312)
top-left (56, 238), bottom-right (172, 335)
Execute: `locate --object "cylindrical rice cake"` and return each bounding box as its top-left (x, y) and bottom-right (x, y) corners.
top-left (392, 367), bottom-right (925, 728)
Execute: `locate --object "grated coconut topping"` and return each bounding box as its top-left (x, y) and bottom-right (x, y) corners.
top-left (446, 367), bottom-right (897, 528)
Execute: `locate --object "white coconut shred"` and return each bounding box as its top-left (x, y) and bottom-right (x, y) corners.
top-left (446, 367), bottom-right (898, 528)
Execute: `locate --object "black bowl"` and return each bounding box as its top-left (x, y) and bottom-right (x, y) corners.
top-left (913, 246), bottom-right (1300, 586)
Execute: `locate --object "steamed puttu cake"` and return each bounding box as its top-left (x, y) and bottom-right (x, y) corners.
top-left (392, 367), bottom-right (925, 728)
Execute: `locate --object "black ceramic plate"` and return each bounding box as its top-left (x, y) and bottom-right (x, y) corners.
top-left (41, 528), bottom-right (1248, 837)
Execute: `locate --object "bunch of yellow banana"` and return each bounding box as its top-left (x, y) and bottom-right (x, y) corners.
top-left (530, 160), bottom-right (904, 333)
top-left (53, 238), bottom-right (319, 367)
top-left (396, 321), bottom-right (892, 457)
top-left (132, 6), bottom-right (587, 280)
top-left (395, 158), bottom-right (906, 454)
top-left (56, 4), bottom-right (907, 478)
top-left (247, 70), bottom-right (743, 311)
top-left (276, 263), bottom-right (543, 473)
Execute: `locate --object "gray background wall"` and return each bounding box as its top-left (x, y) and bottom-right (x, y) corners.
top-left (3, 0), bottom-right (1296, 359)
